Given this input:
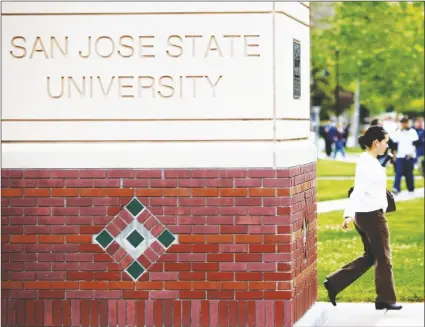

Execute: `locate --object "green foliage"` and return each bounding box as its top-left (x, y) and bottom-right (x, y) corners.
top-left (311, 2), bottom-right (424, 115)
top-left (345, 147), bottom-right (363, 154)
top-left (311, 67), bottom-right (335, 109)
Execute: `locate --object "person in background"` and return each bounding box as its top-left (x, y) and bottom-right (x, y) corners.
top-left (391, 117), bottom-right (419, 194)
top-left (382, 115), bottom-right (398, 137)
top-left (333, 121), bottom-right (347, 160)
top-left (382, 115), bottom-right (400, 173)
top-left (327, 122), bottom-right (338, 156)
top-left (343, 123), bottom-right (350, 147)
top-left (413, 118), bottom-right (424, 169)
top-left (320, 121), bottom-right (337, 158)
top-left (370, 118), bottom-right (382, 127)
top-left (324, 126), bottom-right (402, 311)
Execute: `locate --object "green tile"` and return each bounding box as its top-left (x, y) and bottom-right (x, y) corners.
top-left (126, 198), bottom-right (145, 217)
top-left (95, 230), bottom-right (113, 249)
top-left (126, 261), bottom-right (145, 280)
top-left (126, 230), bottom-right (145, 248)
top-left (158, 229), bottom-right (175, 248)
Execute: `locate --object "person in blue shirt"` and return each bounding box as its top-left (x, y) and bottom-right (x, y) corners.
top-left (413, 118), bottom-right (424, 168)
top-left (320, 122), bottom-right (338, 158)
top-left (333, 122), bottom-right (347, 160)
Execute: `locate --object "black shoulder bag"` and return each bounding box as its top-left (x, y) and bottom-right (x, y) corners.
top-left (347, 187), bottom-right (396, 213)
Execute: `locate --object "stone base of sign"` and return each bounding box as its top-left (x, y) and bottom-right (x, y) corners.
top-left (0, 298), bottom-right (324, 327)
top-left (1, 163), bottom-right (317, 327)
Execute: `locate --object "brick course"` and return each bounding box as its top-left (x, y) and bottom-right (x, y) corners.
top-left (1, 164), bottom-right (317, 326)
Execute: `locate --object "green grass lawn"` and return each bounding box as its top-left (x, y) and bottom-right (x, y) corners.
top-left (317, 179), bottom-right (424, 202)
top-left (317, 159), bottom-right (421, 177)
top-left (318, 198), bottom-right (424, 302)
top-left (345, 147), bottom-right (364, 154)
top-left (317, 160), bottom-right (356, 177)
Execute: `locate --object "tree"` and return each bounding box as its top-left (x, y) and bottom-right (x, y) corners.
top-left (311, 68), bottom-right (334, 107)
top-left (311, 2), bottom-right (424, 115)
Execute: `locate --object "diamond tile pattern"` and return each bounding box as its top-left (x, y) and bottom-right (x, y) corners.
top-left (93, 197), bottom-right (178, 281)
top-left (158, 230), bottom-right (176, 248)
top-left (95, 230), bottom-right (113, 249)
top-left (126, 198), bottom-right (145, 217)
top-left (127, 230), bottom-right (145, 248)
top-left (126, 261), bottom-right (145, 280)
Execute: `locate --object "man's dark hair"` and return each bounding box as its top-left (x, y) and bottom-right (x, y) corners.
top-left (370, 119), bottom-right (380, 126)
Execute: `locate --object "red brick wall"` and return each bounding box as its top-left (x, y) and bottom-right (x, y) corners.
top-left (1, 164), bottom-right (317, 327)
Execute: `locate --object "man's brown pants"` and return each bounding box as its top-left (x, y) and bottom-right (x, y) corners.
top-left (326, 210), bottom-right (397, 304)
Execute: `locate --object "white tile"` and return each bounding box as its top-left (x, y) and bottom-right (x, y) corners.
top-left (115, 219), bottom-right (156, 260)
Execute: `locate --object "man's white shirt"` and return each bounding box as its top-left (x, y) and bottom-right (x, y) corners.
top-left (391, 128), bottom-right (419, 158)
top-left (344, 152), bottom-right (388, 219)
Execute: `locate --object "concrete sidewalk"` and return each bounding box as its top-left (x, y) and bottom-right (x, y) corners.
top-left (317, 188), bottom-right (424, 213)
top-left (324, 302), bottom-right (424, 326)
top-left (295, 302), bottom-right (424, 327)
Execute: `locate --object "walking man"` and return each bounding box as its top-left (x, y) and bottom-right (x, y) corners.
top-left (392, 117), bottom-right (419, 194)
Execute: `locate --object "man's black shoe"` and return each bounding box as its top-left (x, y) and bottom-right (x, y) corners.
top-left (375, 302), bottom-right (402, 310)
top-left (324, 279), bottom-right (337, 306)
